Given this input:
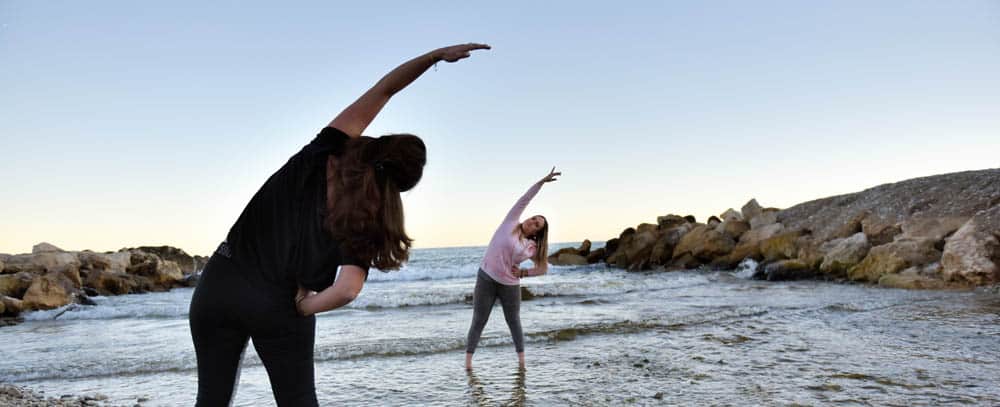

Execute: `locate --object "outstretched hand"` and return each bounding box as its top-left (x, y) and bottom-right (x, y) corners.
top-left (539, 167), bottom-right (561, 184)
top-left (436, 43), bottom-right (491, 63)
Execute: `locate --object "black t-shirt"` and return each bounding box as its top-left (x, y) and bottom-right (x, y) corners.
top-left (225, 127), bottom-right (369, 292)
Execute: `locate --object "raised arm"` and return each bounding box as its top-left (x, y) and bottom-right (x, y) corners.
top-left (329, 43), bottom-right (491, 138)
top-left (503, 167), bottom-right (561, 223)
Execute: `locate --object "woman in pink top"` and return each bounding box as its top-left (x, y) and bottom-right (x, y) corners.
top-left (465, 167), bottom-right (561, 370)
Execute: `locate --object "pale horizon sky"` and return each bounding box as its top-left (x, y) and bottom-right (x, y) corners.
top-left (2, 1), bottom-right (999, 256)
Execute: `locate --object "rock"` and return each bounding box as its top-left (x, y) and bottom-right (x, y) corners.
top-left (650, 236), bottom-right (673, 266)
top-left (623, 228), bottom-right (661, 270)
top-left (22, 272), bottom-right (78, 310)
top-left (83, 269), bottom-right (136, 295)
top-left (716, 220), bottom-right (750, 241)
top-left (673, 225), bottom-right (735, 263)
top-left (0, 258), bottom-right (4, 274)
top-left (1, 296), bottom-right (23, 315)
top-left (586, 248), bottom-right (606, 264)
top-left (715, 223), bottom-right (784, 267)
top-left (760, 259), bottom-right (816, 281)
top-left (152, 261), bottom-right (184, 286)
top-left (0, 272), bottom-right (35, 298)
top-left (707, 216), bottom-right (722, 226)
top-left (878, 264), bottom-right (948, 290)
top-left (550, 253), bottom-right (588, 266)
top-left (759, 231), bottom-right (802, 262)
top-left (720, 208), bottom-right (743, 223)
top-left (749, 209), bottom-right (779, 230)
top-left (683, 215), bottom-right (696, 223)
top-left (818, 233), bottom-right (871, 277)
top-left (863, 223), bottom-right (902, 246)
top-left (636, 223), bottom-right (658, 234)
top-left (604, 238), bottom-right (620, 259)
top-left (847, 238), bottom-right (940, 283)
top-left (135, 246), bottom-right (198, 274)
top-left (651, 223), bottom-right (694, 265)
top-left (32, 242), bottom-right (64, 253)
top-left (669, 253), bottom-right (700, 269)
top-left (548, 240), bottom-right (592, 261)
top-left (878, 273), bottom-right (948, 290)
top-left (941, 205), bottom-right (1000, 286)
top-left (741, 199), bottom-right (763, 223)
top-left (796, 238), bottom-right (826, 269)
top-left (657, 214), bottom-right (688, 230)
top-left (901, 216), bottom-right (968, 244)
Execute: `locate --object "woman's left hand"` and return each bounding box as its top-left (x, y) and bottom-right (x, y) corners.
top-left (539, 167), bottom-right (561, 184)
top-left (295, 286), bottom-right (315, 315)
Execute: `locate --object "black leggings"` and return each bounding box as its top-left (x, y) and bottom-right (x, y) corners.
top-left (189, 254), bottom-right (318, 407)
top-left (466, 269), bottom-right (525, 354)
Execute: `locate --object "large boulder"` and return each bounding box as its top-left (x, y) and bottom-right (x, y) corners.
top-left (741, 199), bottom-right (764, 223)
top-left (125, 250), bottom-right (185, 288)
top-left (672, 225), bottom-right (735, 263)
top-left (31, 242), bottom-right (64, 253)
top-left (878, 263), bottom-right (949, 290)
top-left (0, 257), bottom-right (5, 274)
top-left (759, 231), bottom-right (802, 262)
top-left (717, 223), bottom-right (784, 267)
top-left (0, 272), bottom-right (34, 298)
top-left (1, 296), bottom-right (23, 316)
top-left (135, 246), bottom-right (199, 274)
top-left (941, 205), bottom-right (1000, 286)
top-left (83, 269), bottom-right (137, 296)
top-left (720, 208), bottom-right (743, 223)
top-left (22, 272), bottom-right (78, 310)
top-left (847, 238), bottom-right (940, 283)
top-left (585, 248), bottom-right (606, 264)
top-left (759, 259), bottom-right (817, 281)
top-left (548, 240), bottom-right (592, 263)
top-left (900, 216), bottom-right (968, 245)
top-left (749, 209), bottom-right (779, 230)
top-left (818, 233), bottom-right (871, 277)
top-left (657, 214), bottom-right (688, 230)
top-left (622, 227), bottom-right (662, 270)
top-left (716, 220), bottom-right (750, 241)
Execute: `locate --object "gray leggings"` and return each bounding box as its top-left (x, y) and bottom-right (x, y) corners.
top-left (466, 269), bottom-right (525, 353)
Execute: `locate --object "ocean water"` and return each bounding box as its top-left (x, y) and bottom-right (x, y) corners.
top-left (2, 243), bottom-right (999, 406)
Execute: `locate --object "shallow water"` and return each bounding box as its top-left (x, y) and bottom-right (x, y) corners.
top-left (2, 244), bottom-right (999, 406)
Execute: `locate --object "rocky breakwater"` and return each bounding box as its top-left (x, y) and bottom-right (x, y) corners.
top-left (551, 169), bottom-right (1000, 290)
top-left (0, 243), bottom-right (208, 324)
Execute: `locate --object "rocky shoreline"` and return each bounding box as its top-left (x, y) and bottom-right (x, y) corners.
top-left (0, 243), bottom-right (207, 325)
top-left (550, 168), bottom-right (1000, 290)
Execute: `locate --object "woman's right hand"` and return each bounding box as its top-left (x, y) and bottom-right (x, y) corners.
top-left (435, 43), bottom-right (491, 63)
top-left (539, 167), bottom-right (561, 184)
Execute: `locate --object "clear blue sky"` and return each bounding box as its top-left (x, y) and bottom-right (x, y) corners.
top-left (2, 1), bottom-right (998, 255)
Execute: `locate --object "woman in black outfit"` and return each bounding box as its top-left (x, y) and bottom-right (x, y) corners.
top-left (188, 43), bottom-right (490, 406)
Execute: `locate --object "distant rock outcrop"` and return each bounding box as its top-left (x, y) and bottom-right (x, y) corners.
top-left (0, 244), bottom-right (207, 323)
top-left (582, 169), bottom-right (1000, 289)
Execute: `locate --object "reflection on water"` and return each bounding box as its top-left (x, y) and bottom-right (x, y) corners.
top-left (467, 368), bottom-right (526, 407)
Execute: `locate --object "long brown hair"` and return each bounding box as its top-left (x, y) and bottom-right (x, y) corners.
top-left (526, 216), bottom-right (549, 267)
top-left (325, 134), bottom-right (426, 270)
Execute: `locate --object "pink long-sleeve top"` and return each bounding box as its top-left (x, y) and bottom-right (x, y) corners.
top-left (480, 182), bottom-right (546, 286)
